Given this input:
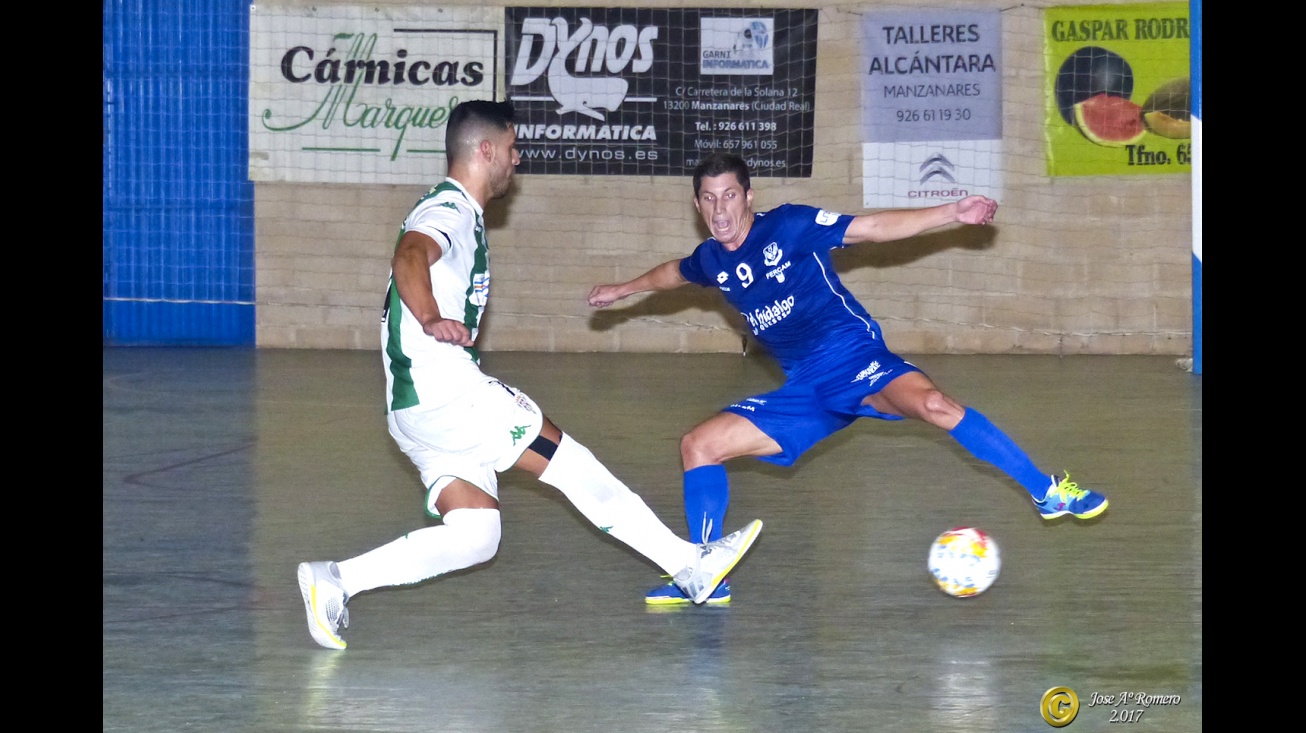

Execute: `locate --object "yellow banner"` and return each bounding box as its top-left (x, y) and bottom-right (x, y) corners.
top-left (1044, 3), bottom-right (1191, 176)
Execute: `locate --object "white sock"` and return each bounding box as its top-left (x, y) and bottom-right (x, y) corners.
top-left (537, 434), bottom-right (697, 576)
top-left (335, 507), bottom-right (501, 597)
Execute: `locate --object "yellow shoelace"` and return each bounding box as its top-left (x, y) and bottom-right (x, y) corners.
top-left (1053, 473), bottom-right (1086, 499)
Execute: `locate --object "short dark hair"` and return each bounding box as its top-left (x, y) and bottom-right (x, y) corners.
top-left (692, 153), bottom-right (751, 197)
top-left (446, 100), bottom-right (516, 165)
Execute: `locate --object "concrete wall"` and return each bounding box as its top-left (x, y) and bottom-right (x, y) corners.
top-left (255, 0), bottom-right (1193, 355)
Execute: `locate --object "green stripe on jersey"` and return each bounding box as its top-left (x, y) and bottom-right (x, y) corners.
top-left (384, 278), bottom-right (420, 411)
top-left (463, 212), bottom-right (487, 365)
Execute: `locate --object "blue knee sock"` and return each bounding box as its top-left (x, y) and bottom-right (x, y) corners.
top-left (948, 408), bottom-right (1050, 499)
top-left (683, 465), bottom-right (728, 543)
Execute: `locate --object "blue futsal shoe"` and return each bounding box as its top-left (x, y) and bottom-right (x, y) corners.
top-left (1035, 473), bottom-right (1108, 520)
top-left (646, 577), bottom-right (731, 606)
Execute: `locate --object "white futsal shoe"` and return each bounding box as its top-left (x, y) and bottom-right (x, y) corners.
top-left (297, 561), bottom-right (350, 650)
top-left (671, 519), bottom-right (763, 604)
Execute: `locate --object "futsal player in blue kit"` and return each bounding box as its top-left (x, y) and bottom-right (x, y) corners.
top-left (588, 152), bottom-right (1109, 606)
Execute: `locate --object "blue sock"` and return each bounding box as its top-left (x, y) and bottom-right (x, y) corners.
top-left (683, 465), bottom-right (728, 543)
top-left (948, 408), bottom-right (1050, 499)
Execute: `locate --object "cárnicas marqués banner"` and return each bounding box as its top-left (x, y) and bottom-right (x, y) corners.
top-left (506, 7), bottom-right (818, 177)
top-left (250, 5), bottom-right (501, 184)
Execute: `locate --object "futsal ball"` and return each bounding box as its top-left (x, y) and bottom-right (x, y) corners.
top-left (927, 526), bottom-right (1001, 598)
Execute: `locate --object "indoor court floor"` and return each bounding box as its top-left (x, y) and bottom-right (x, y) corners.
top-left (103, 347), bottom-right (1202, 732)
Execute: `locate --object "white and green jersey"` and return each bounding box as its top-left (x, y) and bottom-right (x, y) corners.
top-left (382, 178), bottom-right (490, 412)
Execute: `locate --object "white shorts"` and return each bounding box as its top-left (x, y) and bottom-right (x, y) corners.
top-left (387, 377), bottom-right (544, 516)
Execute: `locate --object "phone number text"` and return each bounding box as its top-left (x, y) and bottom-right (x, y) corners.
top-left (895, 108), bottom-right (973, 123)
top-left (693, 120), bottom-right (779, 132)
top-left (692, 138), bottom-right (779, 151)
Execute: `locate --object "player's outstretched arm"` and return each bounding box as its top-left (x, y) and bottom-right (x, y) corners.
top-left (393, 230), bottom-right (473, 346)
top-left (588, 259), bottom-right (689, 308)
top-left (842, 195), bottom-right (998, 245)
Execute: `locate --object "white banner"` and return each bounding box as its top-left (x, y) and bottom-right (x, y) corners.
top-left (250, 5), bottom-right (502, 184)
top-left (860, 8), bottom-right (1003, 208)
top-left (861, 139), bottom-right (1003, 209)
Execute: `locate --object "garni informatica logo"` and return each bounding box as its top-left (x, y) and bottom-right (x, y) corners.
top-left (700, 18), bottom-right (774, 76)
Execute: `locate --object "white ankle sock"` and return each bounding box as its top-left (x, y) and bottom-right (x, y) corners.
top-left (538, 434), bottom-right (696, 575)
top-left (336, 507), bottom-right (501, 597)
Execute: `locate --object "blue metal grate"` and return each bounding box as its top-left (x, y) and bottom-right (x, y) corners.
top-left (103, 0), bottom-right (254, 345)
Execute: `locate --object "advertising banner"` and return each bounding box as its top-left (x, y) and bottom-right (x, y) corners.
top-left (249, 5), bottom-right (501, 184)
top-left (1044, 3), bottom-right (1192, 176)
top-left (860, 8), bottom-right (1003, 209)
top-left (506, 7), bottom-right (818, 176)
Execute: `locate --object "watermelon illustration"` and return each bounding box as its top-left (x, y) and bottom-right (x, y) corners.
top-left (1072, 93), bottom-right (1146, 147)
top-left (1054, 47), bottom-right (1135, 126)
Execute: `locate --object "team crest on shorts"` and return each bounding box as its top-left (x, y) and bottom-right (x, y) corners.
top-left (515, 393), bottom-right (538, 414)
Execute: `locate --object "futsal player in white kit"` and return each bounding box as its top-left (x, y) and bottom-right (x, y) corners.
top-left (296, 101), bottom-right (762, 650)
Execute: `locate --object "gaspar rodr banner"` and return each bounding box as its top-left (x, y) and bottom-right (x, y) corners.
top-left (1044, 2), bottom-right (1192, 177)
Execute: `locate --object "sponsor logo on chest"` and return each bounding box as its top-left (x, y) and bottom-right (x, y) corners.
top-left (744, 295), bottom-right (796, 335)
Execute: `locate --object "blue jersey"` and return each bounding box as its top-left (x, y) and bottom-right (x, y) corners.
top-left (680, 203), bottom-right (880, 369)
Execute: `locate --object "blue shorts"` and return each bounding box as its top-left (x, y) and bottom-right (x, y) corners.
top-left (723, 339), bottom-right (922, 467)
